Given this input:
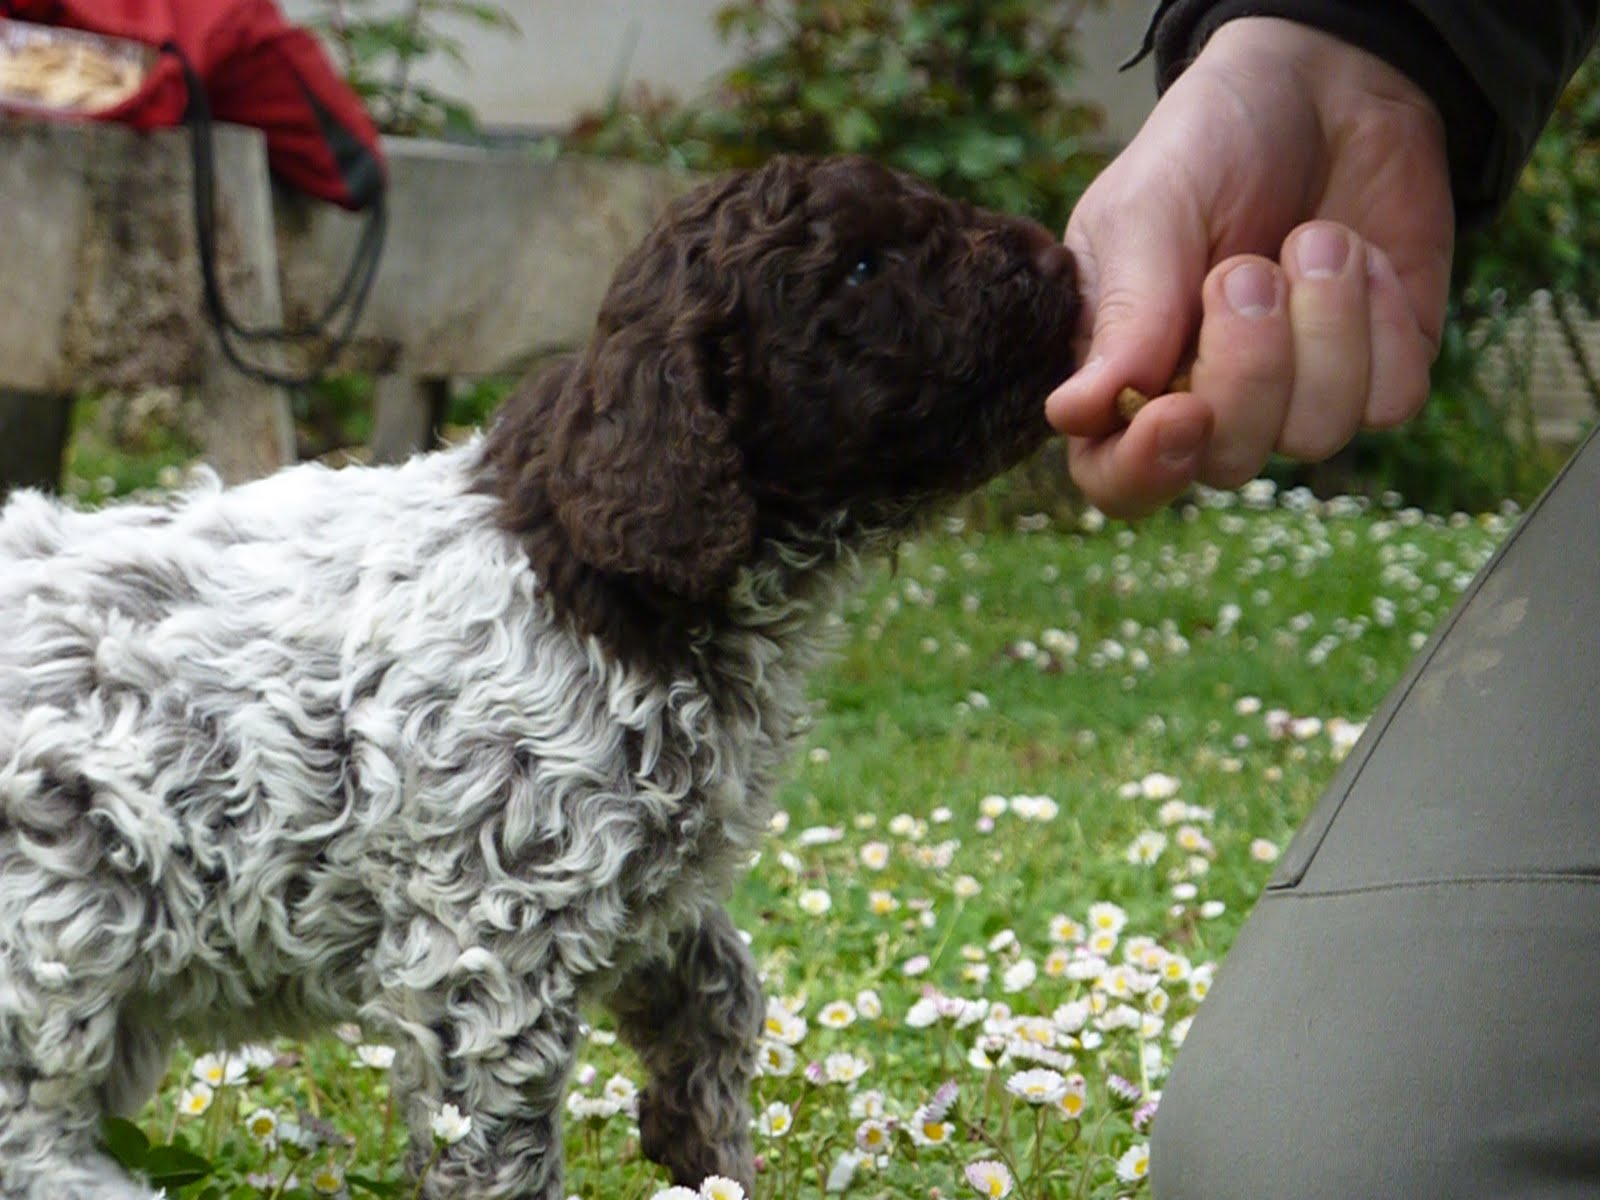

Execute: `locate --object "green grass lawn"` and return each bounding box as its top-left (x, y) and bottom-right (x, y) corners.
top-left (115, 480), bottom-right (1512, 1200)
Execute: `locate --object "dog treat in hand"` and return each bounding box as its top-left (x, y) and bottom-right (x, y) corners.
top-left (1115, 368), bottom-right (1194, 423)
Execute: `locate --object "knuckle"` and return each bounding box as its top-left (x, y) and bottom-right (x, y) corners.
top-left (1279, 417), bottom-right (1357, 463)
top-left (1366, 366), bottom-right (1432, 429)
top-left (1200, 446), bottom-right (1268, 491)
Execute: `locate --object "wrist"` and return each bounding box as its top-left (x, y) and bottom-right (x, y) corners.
top-left (1202, 18), bottom-right (1440, 118)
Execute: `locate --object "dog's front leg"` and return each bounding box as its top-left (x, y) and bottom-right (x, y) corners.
top-left (606, 905), bottom-right (762, 1193)
top-left (387, 988), bottom-right (582, 1200)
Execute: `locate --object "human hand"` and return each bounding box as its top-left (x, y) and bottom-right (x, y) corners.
top-left (1047, 17), bottom-right (1455, 516)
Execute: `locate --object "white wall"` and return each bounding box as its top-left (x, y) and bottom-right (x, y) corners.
top-left (287, 1), bottom-right (1159, 144)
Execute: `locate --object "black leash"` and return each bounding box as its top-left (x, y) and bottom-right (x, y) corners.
top-left (167, 42), bottom-right (386, 390)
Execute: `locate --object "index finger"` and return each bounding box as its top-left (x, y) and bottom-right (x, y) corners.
top-left (1045, 183), bottom-right (1206, 439)
top-left (1065, 391), bottom-right (1214, 519)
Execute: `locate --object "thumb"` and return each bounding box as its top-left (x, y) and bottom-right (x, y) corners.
top-left (1045, 189), bottom-right (1207, 438)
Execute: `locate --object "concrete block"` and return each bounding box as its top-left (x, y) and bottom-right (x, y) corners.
top-left (0, 119), bottom-right (287, 392)
top-left (276, 142), bottom-right (700, 377)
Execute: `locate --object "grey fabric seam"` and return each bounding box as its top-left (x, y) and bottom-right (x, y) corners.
top-left (1263, 871), bottom-right (1600, 900)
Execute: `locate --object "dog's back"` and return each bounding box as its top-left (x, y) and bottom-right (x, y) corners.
top-left (0, 447), bottom-right (559, 1030)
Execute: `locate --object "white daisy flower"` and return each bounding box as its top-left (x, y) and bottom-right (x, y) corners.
top-left (822, 1052), bottom-right (870, 1085)
top-left (905, 996), bottom-right (940, 1029)
top-left (797, 889), bottom-right (833, 916)
top-left (1249, 838), bottom-right (1281, 863)
top-left (1010, 1016), bottom-right (1057, 1048)
top-left (1055, 1074), bottom-right (1089, 1120)
top-left (309, 1164), bottom-right (345, 1196)
top-left (699, 1174), bottom-right (746, 1200)
top-left (1005, 1068), bottom-right (1068, 1105)
top-left (1175, 825), bottom-right (1214, 855)
top-left (237, 1044), bottom-right (277, 1072)
top-left (244, 1108), bottom-right (278, 1145)
top-left (430, 1103), bottom-right (472, 1146)
top-left (854, 1118), bottom-right (892, 1155)
top-left (191, 1052), bottom-right (247, 1089)
top-left (1053, 999), bottom-right (1091, 1034)
top-left (1048, 914), bottom-right (1084, 944)
top-left (965, 1159), bottom-right (1014, 1197)
top-left (1115, 1142), bottom-right (1151, 1183)
top-left (859, 841), bottom-right (891, 870)
top-left (849, 1089), bottom-right (888, 1120)
top-left (1138, 772), bottom-right (1181, 800)
top-left (566, 1093), bottom-right (620, 1121)
top-left (355, 1043), bottom-right (396, 1070)
top-left (1156, 799), bottom-right (1190, 827)
top-left (907, 1105), bottom-right (953, 1146)
top-left (818, 1000), bottom-right (857, 1029)
top-left (888, 813), bottom-right (919, 837)
top-left (758, 1040), bottom-right (797, 1077)
top-left (1087, 928), bottom-right (1120, 957)
top-left (1087, 902), bottom-right (1128, 935)
top-left (1001, 959), bottom-right (1038, 993)
top-left (762, 1001), bottom-right (808, 1046)
top-left (825, 1151), bottom-right (862, 1193)
top-left (758, 1100), bottom-right (794, 1137)
top-left (1126, 830), bottom-right (1167, 865)
top-left (1011, 794), bottom-right (1059, 822)
top-left (177, 1083), bottom-right (214, 1118)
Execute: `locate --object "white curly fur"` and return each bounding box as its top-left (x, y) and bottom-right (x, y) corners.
top-left (0, 442), bottom-right (826, 1199)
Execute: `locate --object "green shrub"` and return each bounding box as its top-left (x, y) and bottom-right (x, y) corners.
top-left (569, 0), bottom-right (1111, 232)
top-left (305, 1), bottom-right (519, 139)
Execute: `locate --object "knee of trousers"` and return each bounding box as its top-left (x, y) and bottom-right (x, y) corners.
top-left (1149, 880), bottom-right (1600, 1199)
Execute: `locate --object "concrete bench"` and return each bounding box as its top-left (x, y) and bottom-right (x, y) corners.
top-left (0, 117), bottom-right (692, 485)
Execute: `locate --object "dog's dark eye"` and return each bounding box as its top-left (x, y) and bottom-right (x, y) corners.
top-left (845, 253), bottom-right (878, 287)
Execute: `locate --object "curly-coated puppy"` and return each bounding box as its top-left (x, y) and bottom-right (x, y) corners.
top-left (0, 154), bottom-right (1077, 1199)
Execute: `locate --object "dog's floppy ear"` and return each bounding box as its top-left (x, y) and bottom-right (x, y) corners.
top-left (549, 334), bottom-right (756, 602)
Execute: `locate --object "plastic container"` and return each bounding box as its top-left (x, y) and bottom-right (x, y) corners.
top-left (0, 17), bottom-right (152, 116)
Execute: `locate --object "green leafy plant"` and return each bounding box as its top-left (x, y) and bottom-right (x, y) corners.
top-left (569, 0), bottom-right (1111, 233)
top-left (308, 0), bottom-right (519, 137)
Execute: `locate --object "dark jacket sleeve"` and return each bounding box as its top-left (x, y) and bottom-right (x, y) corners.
top-left (1130, 0), bottom-right (1600, 228)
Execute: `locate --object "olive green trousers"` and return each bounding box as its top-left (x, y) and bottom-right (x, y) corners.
top-left (1153, 430), bottom-right (1600, 1198)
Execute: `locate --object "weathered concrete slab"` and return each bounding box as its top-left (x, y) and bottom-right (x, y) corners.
top-left (0, 119), bottom-right (282, 392)
top-left (275, 142), bottom-right (701, 377)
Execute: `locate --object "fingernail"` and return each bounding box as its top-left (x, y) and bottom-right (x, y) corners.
top-left (1157, 415), bottom-right (1207, 467)
top-left (1223, 261), bottom-right (1280, 318)
top-left (1295, 225), bottom-right (1351, 278)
